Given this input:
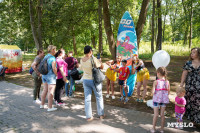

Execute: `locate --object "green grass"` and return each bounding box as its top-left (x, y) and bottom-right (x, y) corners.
top-left (138, 39), bottom-right (200, 60)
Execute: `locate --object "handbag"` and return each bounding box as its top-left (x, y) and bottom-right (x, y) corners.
top-left (70, 58), bottom-right (82, 80)
top-left (91, 56), bottom-right (105, 85)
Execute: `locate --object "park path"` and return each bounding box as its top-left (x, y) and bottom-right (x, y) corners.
top-left (0, 81), bottom-right (199, 133)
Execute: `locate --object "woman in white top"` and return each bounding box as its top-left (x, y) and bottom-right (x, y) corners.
top-left (80, 45), bottom-right (105, 121)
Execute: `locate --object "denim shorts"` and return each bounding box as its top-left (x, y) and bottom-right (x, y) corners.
top-left (42, 75), bottom-right (56, 84)
top-left (153, 102), bottom-right (166, 107)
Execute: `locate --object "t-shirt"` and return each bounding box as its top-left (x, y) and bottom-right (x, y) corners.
top-left (33, 56), bottom-right (42, 70)
top-left (65, 57), bottom-right (78, 70)
top-left (80, 56), bottom-right (101, 80)
top-left (118, 66), bottom-right (130, 80)
top-left (42, 53), bottom-right (56, 76)
top-left (175, 96), bottom-right (186, 114)
top-left (56, 57), bottom-right (68, 79)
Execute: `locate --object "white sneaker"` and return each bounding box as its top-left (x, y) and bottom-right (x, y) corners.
top-left (111, 95), bottom-right (115, 99)
top-left (47, 107), bottom-right (57, 112)
top-left (106, 94), bottom-right (110, 98)
top-left (35, 99), bottom-right (41, 104)
top-left (40, 105), bottom-right (44, 109)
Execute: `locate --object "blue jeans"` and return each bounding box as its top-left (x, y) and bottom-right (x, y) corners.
top-left (83, 79), bottom-right (104, 119)
top-left (65, 70), bottom-right (75, 96)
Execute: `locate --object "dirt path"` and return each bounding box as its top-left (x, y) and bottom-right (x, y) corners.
top-left (3, 56), bottom-right (188, 118)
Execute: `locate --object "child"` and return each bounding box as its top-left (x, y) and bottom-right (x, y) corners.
top-left (105, 56), bottom-right (121, 99)
top-left (116, 59), bottom-right (130, 104)
top-left (175, 87), bottom-right (186, 129)
top-left (151, 67), bottom-right (170, 133)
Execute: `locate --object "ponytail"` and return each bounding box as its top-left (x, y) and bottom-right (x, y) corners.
top-left (55, 49), bottom-right (64, 58)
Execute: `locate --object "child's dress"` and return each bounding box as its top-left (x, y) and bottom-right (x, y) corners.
top-left (153, 79), bottom-right (169, 104)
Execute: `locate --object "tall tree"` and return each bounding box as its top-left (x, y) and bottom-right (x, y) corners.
top-left (98, 0), bottom-right (103, 54)
top-left (156, 0), bottom-right (162, 50)
top-left (102, 0), bottom-right (116, 59)
top-left (136, 0), bottom-right (150, 48)
top-left (189, 0), bottom-right (193, 48)
top-left (151, 0), bottom-right (155, 53)
top-left (29, 0), bottom-right (43, 50)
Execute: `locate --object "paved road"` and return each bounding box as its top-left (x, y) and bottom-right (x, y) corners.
top-left (0, 81), bottom-right (199, 133)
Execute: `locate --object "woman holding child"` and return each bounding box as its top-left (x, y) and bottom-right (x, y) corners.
top-left (180, 47), bottom-right (200, 125)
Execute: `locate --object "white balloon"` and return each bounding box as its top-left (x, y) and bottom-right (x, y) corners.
top-left (152, 50), bottom-right (170, 69)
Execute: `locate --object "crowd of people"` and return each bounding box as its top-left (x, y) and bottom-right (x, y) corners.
top-left (30, 45), bottom-right (200, 131)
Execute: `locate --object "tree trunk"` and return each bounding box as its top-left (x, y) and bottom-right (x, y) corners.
top-left (102, 0), bottom-right (116, 59)
top-left (98, 0), bottom-right (103, 54)
top-left (72, 27), bottom-right (77, 55)
top-left (151, 0), bottom-right (155, 53)
top-left (183, 27), bottom-right (188, 45)
top-left (37, 0), bottom-right (43, 50)
top-left (91, 34), bottom-right (96, 48)
top-left (29, 0), bottom-right (40, 50)
top-left (189, 1), bottom-right (193, 49)
top-left (136, 0), bottom-right (150, 49)
top-left (156, 0), bottom-right (162, 50)
top-left (162, 0), bottom-right (168, 42)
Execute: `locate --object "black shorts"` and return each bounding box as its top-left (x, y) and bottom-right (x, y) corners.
top-left (118, 79), bottom-right (126, 86)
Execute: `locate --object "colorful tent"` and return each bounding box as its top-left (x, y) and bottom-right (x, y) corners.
top-left (0, 45), bottom-right (22, 73)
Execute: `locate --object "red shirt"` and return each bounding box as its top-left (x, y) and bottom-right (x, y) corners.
top-left (118, 66), bottom-right (130, 80)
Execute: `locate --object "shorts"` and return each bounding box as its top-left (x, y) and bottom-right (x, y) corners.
top-left (137, 68), bottom-right (150, 82)
top-left (175, 112), bottom-right (184, 122)
top-left (153, 102), bottom-right (166, 107)
top-left (42, 75), bottom-right (56, 84)
top-left (118, 79), bottom-right (126, 87)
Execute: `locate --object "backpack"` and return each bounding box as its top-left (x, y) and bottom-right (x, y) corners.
top-left (38, 56), bottom-right (51, 75)
top-left (29, 67), bottom-right (34, 75)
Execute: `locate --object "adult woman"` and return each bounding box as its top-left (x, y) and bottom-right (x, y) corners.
top-left (54, 49), bottom-right (68, 106)
top-left (40, 45), bottom-right (57, 112)
top-left (80, 45), bottom-right (105, 121)
top-left (132, 54), bottom-right (150, 102)
top-left (31, 49), bottom-right (44, 104)
top-left (180, 47), bottom-right (200, 125)
top-left (65, 51), bottom-right (79, 97)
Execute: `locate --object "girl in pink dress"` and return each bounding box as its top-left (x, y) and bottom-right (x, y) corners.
top-left (151, 67), bottom-right (170, 133)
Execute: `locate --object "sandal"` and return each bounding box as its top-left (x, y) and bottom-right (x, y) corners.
top-left (136, 98), bottom-right (140, 102)
top-left (87, 117), bottom-right (94, 122)
top-left (99, 114), bottom-right (106, 119)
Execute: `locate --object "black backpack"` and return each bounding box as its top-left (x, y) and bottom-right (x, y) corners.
top-left (38, 56), bottom-right (51, 75)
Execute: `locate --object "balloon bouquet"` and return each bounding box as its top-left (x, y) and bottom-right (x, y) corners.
top-left (146, 50), bottom-right (170, 108)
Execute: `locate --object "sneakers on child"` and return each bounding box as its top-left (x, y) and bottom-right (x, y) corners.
top-left (106, 94), bottom-right (110, 98)
top-left (124, 97), bottom-right (129, 104)
top-left (120, 96), bottom-right (124, 101)
top-left (136, 98), bottom-right (140, 102)
top-left (111, 95), bottom-right (115, 99)
top-left (47, 107), bottom-right (57, 112)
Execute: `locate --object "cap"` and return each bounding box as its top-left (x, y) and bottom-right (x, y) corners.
top-left (121, 59), bottom-right (127, 63)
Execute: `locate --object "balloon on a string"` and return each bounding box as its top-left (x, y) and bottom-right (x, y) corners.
top-left (152, 50), bottom-right (170, 69)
